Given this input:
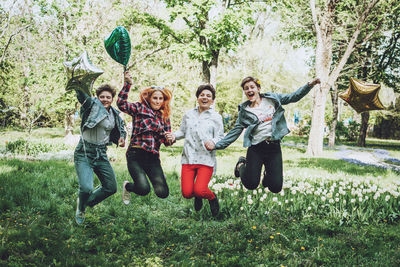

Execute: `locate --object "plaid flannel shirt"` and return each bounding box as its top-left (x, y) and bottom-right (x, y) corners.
top-left (117, 82), bottom-right (171, 155)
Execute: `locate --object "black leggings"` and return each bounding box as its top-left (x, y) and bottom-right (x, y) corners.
top-left (125, 148), bottom-right (169, 198)
top-left (239, 141), bottom-right (283, 193)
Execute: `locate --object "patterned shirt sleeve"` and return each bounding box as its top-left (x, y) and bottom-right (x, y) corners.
top-left (117, 82), bottom-right (138, 115)
top-left (174, 114), bottom-right (186, 140)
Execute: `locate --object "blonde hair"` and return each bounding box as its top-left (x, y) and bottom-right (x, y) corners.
top-left (140, 87), bottom-right (172, 122)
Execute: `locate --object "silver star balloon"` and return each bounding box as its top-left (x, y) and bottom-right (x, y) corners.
top-left (63, 50), bottom-right (104, 96)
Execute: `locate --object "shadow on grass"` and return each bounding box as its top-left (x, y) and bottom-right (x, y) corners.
top-left (295, 157), bottom-right (389, 176)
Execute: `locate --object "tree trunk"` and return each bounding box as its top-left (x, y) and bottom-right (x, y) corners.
top-left (306, 0), bottom-right (378, 156)
top-left (328, 84), bottom-right (338, 148)
top-left (357, 111), bottom-right (369, 147)
top-left (202, 60), bottom-right (211, 84)
top-left (209, 50), bottom-right (219, 88)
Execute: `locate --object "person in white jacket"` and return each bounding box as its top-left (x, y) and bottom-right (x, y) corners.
top-left (169, 84), bottom-right (224, 216)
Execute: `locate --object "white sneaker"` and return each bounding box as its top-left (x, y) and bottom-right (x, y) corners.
top-left (122, 181), bottom-right (131, 205)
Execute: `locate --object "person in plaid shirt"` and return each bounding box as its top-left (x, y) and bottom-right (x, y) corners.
top-left (117, 71), bottom-right (174, 204)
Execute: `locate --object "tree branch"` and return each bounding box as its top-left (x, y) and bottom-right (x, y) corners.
top-left (309, 0), bottom-right (321, 39)
top-left (328, 0), bottom-right (380, 85)
top-left (127, 47), bottom-right (168, 70)
top-left (0, 24), bottom-right (32, 64)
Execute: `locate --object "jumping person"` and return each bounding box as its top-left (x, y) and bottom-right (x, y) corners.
top-left (206, 77), bottom-right (320, 193)
top-left (117, 71), bottom-right (173, 204)
top-left (170, 84), bottom-right (224, 216)
top-left (74, 84), bottom-right (126, 225)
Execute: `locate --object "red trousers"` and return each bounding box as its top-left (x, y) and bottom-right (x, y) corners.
top-left (181, 164), bottom-right (216, 200)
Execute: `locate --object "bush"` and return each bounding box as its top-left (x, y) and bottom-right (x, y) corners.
top-left (336, 121), bottom-right (360, 141)
top-left (5, 139), bottom-right (67, 156)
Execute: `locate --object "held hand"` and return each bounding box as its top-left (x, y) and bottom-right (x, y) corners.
top-left (118, 137), bottom-right (126, 147)
top-left (124, 71), bottom-right (133, 85)
top-left (308, 78), bottom-right (321, 87)
top-left (204, 140), bottom-right (215, 151)
top-left (164, 132), bottom-right (175, 144)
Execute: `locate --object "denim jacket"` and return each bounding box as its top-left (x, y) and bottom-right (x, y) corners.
top-left (215, 83), bottom-right (312, 149)
top-left (76, 89), bottom-right (126, 146)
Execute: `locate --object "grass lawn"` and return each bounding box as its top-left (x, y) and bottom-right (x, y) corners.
top-left (1, 128), bottom-right (399, 266)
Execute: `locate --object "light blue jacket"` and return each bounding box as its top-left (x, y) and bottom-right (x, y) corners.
top-left (215, 83), bottom-right (312, 149)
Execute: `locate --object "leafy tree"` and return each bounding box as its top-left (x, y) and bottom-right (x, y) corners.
top-left (121, 0), bottom-right (257, 87)
top-left (276, 0), bottom-right (389, 156)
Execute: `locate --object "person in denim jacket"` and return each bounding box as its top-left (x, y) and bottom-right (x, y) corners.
top-left (207, 76), bottom-right (320, 193)
top-left (74, 84), bottom-right (126, 224)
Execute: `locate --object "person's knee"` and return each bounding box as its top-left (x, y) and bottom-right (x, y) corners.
top-left (193, 187), bottom-right (207, 198)
top-left (182, 190), bottom-right (193, 199)
top-left (79, 184), bottom-right (93, 194)
top-left (136, 183), bottom-right (151, 196)
top-left (243, 182), bottom-right (258, 190)
top-left (155, 186), bottom-right (169, 199)
top-left (269, 184), bottom-right (282, 193)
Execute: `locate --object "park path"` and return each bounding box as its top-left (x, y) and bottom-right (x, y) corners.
top-left (283, 142), bottom-right (400, 173)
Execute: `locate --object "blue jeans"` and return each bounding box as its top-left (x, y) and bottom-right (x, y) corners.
top-left (74, 139), bottom-right (117, 210)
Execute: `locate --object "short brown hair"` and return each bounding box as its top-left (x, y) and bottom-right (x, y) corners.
top-left (196, 84), bottom-right (216, 100)
top-left (96, 84), bottom-right (116, 98)
top-left (241, 76), bottom-right (261, 89)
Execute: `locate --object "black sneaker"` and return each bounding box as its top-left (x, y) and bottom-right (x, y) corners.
top-left (234, 156), bottom-right (246, 177)
top-left (209, 196), bottom-right (220, 217)
top-left (194, 197), bottom-right (203, 211)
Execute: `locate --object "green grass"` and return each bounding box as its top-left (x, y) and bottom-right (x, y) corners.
top-left (1, 128), bottom-right (400, 266)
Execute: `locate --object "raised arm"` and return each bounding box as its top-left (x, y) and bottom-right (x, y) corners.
top-left (117, 71), bottom-right (138, 115)
top-left (280, 78), bottom-right (320, 105)
top-left (74, 88), bottom-right (93, 110)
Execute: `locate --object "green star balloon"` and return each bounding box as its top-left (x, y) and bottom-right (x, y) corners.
top-left (104, 26), bottom-right (131, 68)
top-left (63, 50), bottom-right (104, 96)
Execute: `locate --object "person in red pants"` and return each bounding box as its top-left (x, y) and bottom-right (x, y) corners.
top-left (170, 84), bottom-right (224, 216)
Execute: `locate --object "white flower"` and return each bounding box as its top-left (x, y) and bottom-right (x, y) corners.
top-left (253, 190), bottom-right (257, 195)
top-left (335, 198), bottom-right (339, 202)
top-left (258, 188), bottom-right (262, 194)
top-left (358, 197), bottom-right (363, 202)
top-left (272, 197), bottom-right (278, 202)
top-left (285, 200), bottom-right (289, 204)
top-left (278, 201), bottom-right (282, 206)
top-left (240, 207), bottom-right (244, 210)
top-left (321, 196), bottom-right (326, 202)
top-left (343, 199), bottom-right (346, 205)
top-left (329, 199), bottom-right (334, 204)
top-left (350, 199), bottom-right (356, 203)
top-left (280, 191), bottom-right (285, 196)
top-left (385, 195), bottom-right (390, 201)
top-left (291, 189), bottom-right (296, 195)
top-left (307, 206), bottom-right (312, 211)
top-left (248, 199), bottom-right (253, 205)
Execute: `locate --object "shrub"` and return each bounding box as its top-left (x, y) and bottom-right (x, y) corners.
top-left (5, 139), bottom-right (67, 156)
top-left (336, 121), bottom-right (360, 141)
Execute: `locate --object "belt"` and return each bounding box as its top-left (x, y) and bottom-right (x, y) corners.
top-left (264, 139), bottom-right (280, 144)
top-left (81, 139), bottom-right (107, 148)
